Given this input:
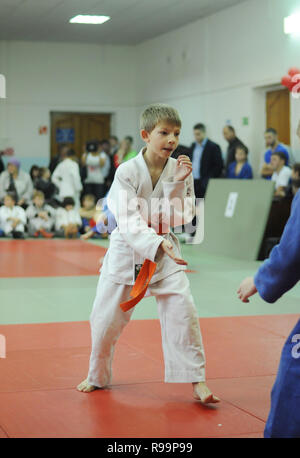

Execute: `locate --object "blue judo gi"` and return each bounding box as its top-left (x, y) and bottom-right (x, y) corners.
top-left (254, 190), bottom-right (300, 438)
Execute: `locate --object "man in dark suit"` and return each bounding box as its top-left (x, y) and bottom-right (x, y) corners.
top-left (188, 123), bottom-right (223, 199)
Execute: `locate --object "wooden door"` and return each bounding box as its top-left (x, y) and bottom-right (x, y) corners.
top-left (51, 112), bottom-right (111, 159)
top-left (266, 89), bottom-right (290, 145)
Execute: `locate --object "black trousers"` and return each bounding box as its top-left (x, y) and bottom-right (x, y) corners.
top-left (189, 179), bottom-right (207, 235)
top-left (83, 183), bottom-right (106, 201)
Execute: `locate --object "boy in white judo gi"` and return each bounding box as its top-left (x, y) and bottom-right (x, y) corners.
top-left (26, 190), bottom-right (56, 237)
top-left (77, 104), bottom-right (220, 404)
top-left (0, 192), bottom-right (26, 238)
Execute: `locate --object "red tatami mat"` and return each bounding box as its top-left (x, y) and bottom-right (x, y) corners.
top-left (0, 314), bottom-right (298, 438)
top-left (0, 240), bottom-right (106, 277)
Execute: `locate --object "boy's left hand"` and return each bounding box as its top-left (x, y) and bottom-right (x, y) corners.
top-left (237, 277), bottom-right (257, 303)
top-left (174, 155), bottom-right (192, 182)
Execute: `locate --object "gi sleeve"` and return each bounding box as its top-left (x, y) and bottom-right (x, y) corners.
top-left (162, 173), bottom-right (195, 226)
top-left (95, 197), bottom-right (117, 234)
top-left (254, 190), bottom-right (300, 303)
top-left (107, 167), bottom-right (164, 262)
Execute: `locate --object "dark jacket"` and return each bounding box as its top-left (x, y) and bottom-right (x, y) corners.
top-left (188, 139), bottom-right (223, 196)
top-left (0, 155), bottom-right (4, 174)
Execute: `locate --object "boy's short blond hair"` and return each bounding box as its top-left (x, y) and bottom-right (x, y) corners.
top-left (33, 190), bottom-right (45, 200)
top-left (140, 103), bottom-right (181, 133)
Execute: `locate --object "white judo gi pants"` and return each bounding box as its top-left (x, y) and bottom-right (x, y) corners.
top-left (87, 270), bottom-right (206, 387)
top-left (28, 218), bottom-right (53, 235)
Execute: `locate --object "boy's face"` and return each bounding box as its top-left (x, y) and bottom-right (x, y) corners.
top-left (34, 196), bottom-right (44, 208)
top-left (83, 198), bottom-right (95, 210)
top-left (65, 205), bottom-right (74, 211)
top-left (270, 155), bottom-right (282, 171)
top-left (4, 195), bottom-right (15, 208)
top-left (141, 122), bottom-right (180, 159)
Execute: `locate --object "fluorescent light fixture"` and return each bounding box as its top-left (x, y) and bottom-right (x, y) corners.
top-left (69, 15), bottom-right (110, 25)
top-left (284, 13), bottom-right (300, 35)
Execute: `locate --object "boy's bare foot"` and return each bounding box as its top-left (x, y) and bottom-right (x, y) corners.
top-left (192, 382), bottom-right (220, 404)
top-left (77, 378), bottom-right (98, 393)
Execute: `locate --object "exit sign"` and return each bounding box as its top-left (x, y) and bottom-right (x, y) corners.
top-left (242, 117), bottom-right (249, 126)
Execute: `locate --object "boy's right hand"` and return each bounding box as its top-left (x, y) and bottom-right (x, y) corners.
top-left (159, 239), bottom-right (187, 265)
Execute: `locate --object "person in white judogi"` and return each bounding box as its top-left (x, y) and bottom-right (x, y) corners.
top-left (26, 190), bottom-right (56, 237)
top-left (51, 149), bottom-right (82, 208)
top-left (0, 192), bottom-right (26, 238)
top-left (55, 197), bottom-right (82, 238)
top-left (77, 104), bottom-right (220, 404)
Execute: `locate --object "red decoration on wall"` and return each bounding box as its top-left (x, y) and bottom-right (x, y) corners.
top-left (281, 75), bottom-right (293, 90)
top-left (0, 147), bottom-right (14, 156)
top-left (281, 67), bottom-right (300, 93)
top-left (288, 67), bottom-right (300, 77)
top-left (39, 126), bottom-right (48, 135)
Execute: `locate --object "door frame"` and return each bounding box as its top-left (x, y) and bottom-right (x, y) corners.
top-left (50, 111), bottom-right (112, 159)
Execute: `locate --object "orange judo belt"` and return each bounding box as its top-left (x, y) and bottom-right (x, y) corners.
top-left (120, 224), bottom-right (169, 313)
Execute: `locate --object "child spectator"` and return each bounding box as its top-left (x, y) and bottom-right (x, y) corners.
top-left (291, 163), bottom-right (300, 196)
top-left (35, 167), bottom-right (58, 207)
top-left (80, 195), bottom-right (115, 241)
top-left (55, 197), bottom-right (82, 238)
top-left (0, 192), bottom-right (26, 239)
top-left (80, 194), bottom-right (97, 235)
top-left (30, 165), bottom-right (41, 187)
top-left (271, 152), bottom-right (292, 196)
top-left (226, 144), bottom-right (253, 179)
top-left (26, 190), bottom-right (56, 238)
top-left (276, 163), bottom-right (300, 198)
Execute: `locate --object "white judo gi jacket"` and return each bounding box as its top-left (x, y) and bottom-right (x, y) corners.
top-left (0, 205), bottom-right (27, 234)
top-left (51, 158), bottom-right (82, 207)
top-left (104, 148), bottom-right (195, 286)
top-left (26, 203), bottom-right (56, 232)
top-left (55, 207), bottom-right (82, 231)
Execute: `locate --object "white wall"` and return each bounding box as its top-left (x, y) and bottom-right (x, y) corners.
top-left (0, 40), bottom-right (138, 170)
top-left (1, 0), bottom-right (300, 173)
top-left (135, 0), bottom-right (300, 173)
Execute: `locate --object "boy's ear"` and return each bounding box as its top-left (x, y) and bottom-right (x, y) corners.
top-left (140, 129), bottom-right (150, 142)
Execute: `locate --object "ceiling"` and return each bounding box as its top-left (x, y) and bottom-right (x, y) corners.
top-left (0, 0), bottom-right (246, 45)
